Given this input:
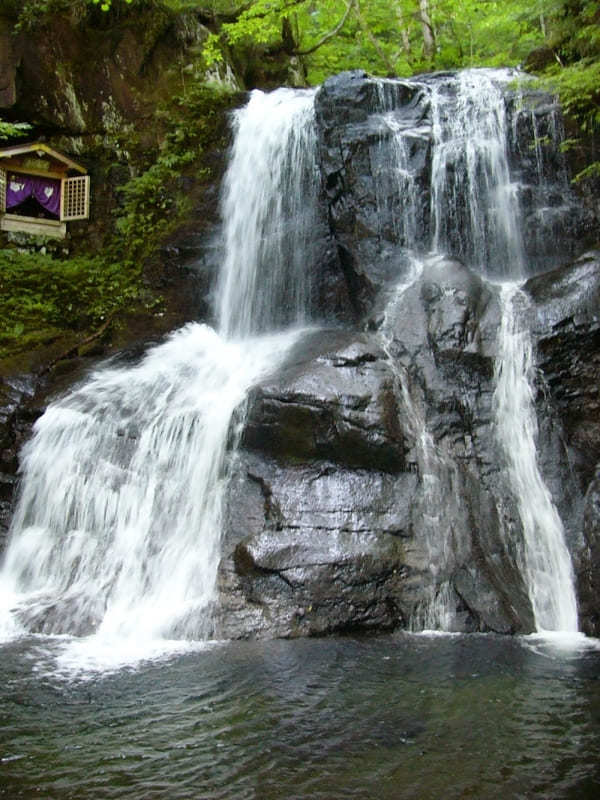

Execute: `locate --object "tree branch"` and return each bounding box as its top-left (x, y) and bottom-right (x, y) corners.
top-left (38, 313), bottom-right (116, 377)
top-left (354, 0), bottom-right (395, 75)
top-left (293, 0), bottom-right (356, 57)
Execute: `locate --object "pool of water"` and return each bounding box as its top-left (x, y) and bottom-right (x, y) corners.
top-left (1, 633), bottom-right (599, 799)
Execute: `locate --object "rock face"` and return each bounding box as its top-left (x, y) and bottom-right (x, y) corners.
top-left (215, 259), bottom-right (537, 639)
top-left (526, 251), bottom-right (600, 635)
top-left (212, 71), bottom-right (600, 639)
top-left (2, 68), bottom-right (600, 640)
top-left (312, 70), bottom-right (594, 319)
top-left (0, 376), bottom-right (37, 548)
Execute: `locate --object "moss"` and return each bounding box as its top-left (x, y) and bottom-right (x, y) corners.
top-left (108, 79), bottom-right (240, 265)
top-left (0, 249), bottom-right (154, 359)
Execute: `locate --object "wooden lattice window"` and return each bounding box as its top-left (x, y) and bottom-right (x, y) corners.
top-left (0, 169), bottom-right (6, 213)
top-left (60, 175), bottom-right (90, 221)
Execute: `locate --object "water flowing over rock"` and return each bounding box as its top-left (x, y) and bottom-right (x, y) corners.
top-left (1, 68), bottom-right (600, 646)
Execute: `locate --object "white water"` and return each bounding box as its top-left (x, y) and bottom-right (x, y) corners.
top-left (494, 284), bottom-right (578, 632)
top-left (0, 88), bottom-right (317, 655)
top-left (0, 326), bottom-right (301, 645)
top-left (217, 88), bottom-right (319, 337)
top-left (430, 69), bottom-right (526, 278)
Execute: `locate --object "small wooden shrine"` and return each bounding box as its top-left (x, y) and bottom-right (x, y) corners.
top-left (0, 142), bottom-right (90, 239)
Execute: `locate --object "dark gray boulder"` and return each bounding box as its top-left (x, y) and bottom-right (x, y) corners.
top-left (0, 375), bottom-right (38, 547)
top-left (581, 466), bottom-right (600, 636)
top-left (215, 276), bottom-right (537, 638)
top-left (525, 250), bottom-right (600, 634)
top-left (526, 251), bottom-right (600, 490)
top-left (216, 454), bottom-right (416, 639)
top-left (242, 329), bottom-right (405, 472)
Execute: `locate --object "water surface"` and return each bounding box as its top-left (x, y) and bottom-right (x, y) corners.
top-left (1, 633), bottom-right (599, 799)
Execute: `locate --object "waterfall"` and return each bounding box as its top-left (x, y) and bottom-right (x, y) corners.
top-left (217, 88), bottom-right (319, 338)
top-left (0, 70), bottom-right (583, 645)
top-left (0, 89), bottom-right (318, 646)
top-left (376, 68), bottom-right (579, 632)
top-left (494, 285), bottom-right (578, 632)
top-left (429, 69), bottom-right (526, 278)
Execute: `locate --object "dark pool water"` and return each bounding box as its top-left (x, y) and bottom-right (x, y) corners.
top-left (1, 633), bottom-right (599, 799)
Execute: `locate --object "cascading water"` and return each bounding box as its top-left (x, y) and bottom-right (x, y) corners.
top-left (429, 69), bottom-right (526, 278)
top-left (494, 285), bottom-right (579, 632)
top-left (0, 327), bottom-right (300, 644)
top-left (0, 89), bottom-right (318, 650)
top-left (217, 88), bottom-right (319, 337)
top-left (376, 68), bottom-right (579, 632)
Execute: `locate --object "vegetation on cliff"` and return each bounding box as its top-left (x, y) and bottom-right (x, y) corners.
top-left (0, 63), bottom-right (238, 365)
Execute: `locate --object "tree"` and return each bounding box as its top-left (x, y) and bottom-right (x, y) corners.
top-left (418, 0), bottom-right (435, 64)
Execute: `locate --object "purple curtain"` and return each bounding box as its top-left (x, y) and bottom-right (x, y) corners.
top-left (6, 172), bottom-right (61, 217)
top-left (33, 177), bottom-right (61, 216)
top-left (6, 174), bottom-right (32, 208)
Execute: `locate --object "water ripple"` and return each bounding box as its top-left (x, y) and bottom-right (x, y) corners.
top-left (1, 633), bottom-right (599, 799)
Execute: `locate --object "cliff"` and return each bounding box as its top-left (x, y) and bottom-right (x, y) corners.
top-left (1, 15), bottom-right (599, 639)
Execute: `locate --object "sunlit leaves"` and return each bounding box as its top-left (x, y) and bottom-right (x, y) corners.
top-left (0, 119), bottom-right (32, 141)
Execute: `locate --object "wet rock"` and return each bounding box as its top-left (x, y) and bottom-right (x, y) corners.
top-left (506, 88), bottom-right (597, 268)
top-left (216, 453), bottom-right (417, 639)
top-left (217, 291), bottom-right (537, 638)
top-left (525, 251), bottom-right (600, 633)
top-left (526, 250), bottom-right (600, 490)
top-left (314, 71), bottom-right (593, 319)
top-left (314, 71), bottom-right (432, 317)
top-left (0, 375), bottom-right (38, 545)
top-left (242, 329), bottom-right (406, 472)
top-left (580, 465), bottom-right (600, 636)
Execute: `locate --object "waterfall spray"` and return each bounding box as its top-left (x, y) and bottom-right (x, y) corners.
top-left (0, 89), bottom-right (320, 647)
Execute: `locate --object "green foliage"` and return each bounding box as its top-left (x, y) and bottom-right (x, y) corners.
top-left (0, 119), bottom-right (32, 141)
top-left (112, 81), bottom-right (237, 264)
top-left (0, 249), bottom-right (149, 355)
top-left (537, 0), bottom-right (600, 182)
top-left (114, 156), bottom-right (194, 265)
top-left (543, 59), bottom-right (600, 131)
top-left (92, 0), bottom-right (133, 10)
top-left (202, 1), bottom-right (549, 81)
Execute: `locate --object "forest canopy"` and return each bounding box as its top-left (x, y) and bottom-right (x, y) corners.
top-left (48, 2), bottom-right (591, 78)
top-left (75, 1), bottom-right (598, 159)
top-left (14, 2), bottom-right (599, 87)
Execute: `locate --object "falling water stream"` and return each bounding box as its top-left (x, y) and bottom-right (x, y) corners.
top-left (494, 285), bottom-right (579, 632)
top-left (0, 89), bottom-right (318, 660)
